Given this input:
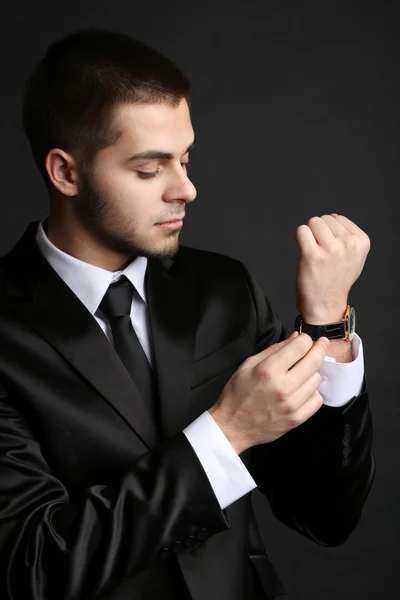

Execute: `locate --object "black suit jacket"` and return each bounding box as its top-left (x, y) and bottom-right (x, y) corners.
top-left (0, 221), bottom-right (375, 600)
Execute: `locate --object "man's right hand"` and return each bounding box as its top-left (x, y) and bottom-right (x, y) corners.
top-left (208, 332), bottom-right (330, 454)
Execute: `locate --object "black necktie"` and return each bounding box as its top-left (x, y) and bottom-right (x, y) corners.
top-left (99, 275), bottom-right (162, 436)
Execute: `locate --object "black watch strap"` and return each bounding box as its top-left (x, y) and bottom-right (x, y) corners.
top-left (294, 315), bottom-right (345, 340)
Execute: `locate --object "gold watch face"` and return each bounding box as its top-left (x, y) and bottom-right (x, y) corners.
top-left (348, 306), bottom-right (356, 340)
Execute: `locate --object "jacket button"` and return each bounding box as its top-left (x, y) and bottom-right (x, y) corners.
top-left (158, 547), bottom-right (171, 559)
top-left (171, 541), bottom-right (183, 553)
top-left (343, 456), bottom-right (350, 466)
top-left (195, 528), bottom-right (208, 541)
top-left (343, 445), bottom-right (351, 457)
top-left (183, 536), bottom-right (197, 548)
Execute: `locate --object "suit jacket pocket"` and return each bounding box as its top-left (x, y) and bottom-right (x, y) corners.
top-left (190, 331), bottom-right (254, 389)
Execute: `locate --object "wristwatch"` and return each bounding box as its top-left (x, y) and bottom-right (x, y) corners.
top-left (294, 305), bottom-right (356, 341)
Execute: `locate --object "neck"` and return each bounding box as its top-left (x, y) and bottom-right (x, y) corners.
top-left (44, 212), bottom-right (135, 272)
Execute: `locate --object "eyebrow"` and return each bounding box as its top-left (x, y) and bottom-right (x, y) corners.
top-left (126, 136), bottom-right (196, 163)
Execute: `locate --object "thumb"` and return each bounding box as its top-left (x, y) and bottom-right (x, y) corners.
top-left (246, 331), bottom-right (299, 368)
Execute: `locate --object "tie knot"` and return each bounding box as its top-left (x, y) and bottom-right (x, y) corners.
top-left (99, 276), bottom-right (134, 319)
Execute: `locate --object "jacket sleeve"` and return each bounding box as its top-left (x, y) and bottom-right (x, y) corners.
top-left (0, 380), bottom-right (229, 600)
top-left (239, 261), bottom-right (376, 547)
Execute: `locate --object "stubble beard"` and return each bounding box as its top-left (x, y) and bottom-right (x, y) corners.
top-left (76, 170), bottom-right (181, 261)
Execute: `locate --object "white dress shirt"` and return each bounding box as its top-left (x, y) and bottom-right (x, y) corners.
top-left (36, 218), bottom-right (364, 510)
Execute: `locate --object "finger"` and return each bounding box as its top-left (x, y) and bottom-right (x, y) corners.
top-left (331, 214), bottom-right (371, 252)
top-left (286, 337), bottom-right (329, 389)
top-left (249, 331), bottom-right (299, 368)
top-left (288, 390), bottom-right (323, 430)
top-left (306, 216), bottom-right (337, 248)
top-left (287, 331), bottom-right (299, 341)
top-left (283, 371), bottom-right (322, 413)
top-left (319, 214), bottom-right (353, 241)
top-left (261, 332), bottom-right (317, 374)
top-left (330, 214), bottom-right (364, 237)
top-left (295, 224), bottom-right (319, 256)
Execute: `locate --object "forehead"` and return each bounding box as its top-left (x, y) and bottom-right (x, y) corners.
top-left (112, 99), bottom-right (194, 148)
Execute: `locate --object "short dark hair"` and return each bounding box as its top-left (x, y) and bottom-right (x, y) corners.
top-left (22, 29), bottom-right (191, 190)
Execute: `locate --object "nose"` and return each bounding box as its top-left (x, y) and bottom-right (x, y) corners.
top-left (162, 166), bottom-right (197, 206)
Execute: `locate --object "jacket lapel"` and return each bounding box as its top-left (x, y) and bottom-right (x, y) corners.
top-left (4, 222), bottom-right (197, 448)
top-left (145, 255), bottom-right (197, 439)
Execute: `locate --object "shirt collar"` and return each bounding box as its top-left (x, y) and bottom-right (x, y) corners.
top-left (35, 218), bottom-right (148, 315)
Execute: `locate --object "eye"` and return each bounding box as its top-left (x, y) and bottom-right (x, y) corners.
top-left (137, 162), bottom-right (192, 180)
top-left (137, 167), bottom-right (162, 180)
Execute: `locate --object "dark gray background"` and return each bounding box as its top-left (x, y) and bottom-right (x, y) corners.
top-left (1, 1), bottom-right (399, 598)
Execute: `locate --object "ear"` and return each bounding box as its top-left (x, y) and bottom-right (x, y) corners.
top-left (45, 148), bottom-right (79, 196)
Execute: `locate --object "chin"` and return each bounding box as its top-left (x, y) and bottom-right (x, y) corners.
top-left (150, 240), bottom-right (180, 260)
top-left (121, 235), bottom-right (180, 261)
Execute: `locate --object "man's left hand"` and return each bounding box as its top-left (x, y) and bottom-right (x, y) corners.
top-left (295, 214), bottom-right (370, 324)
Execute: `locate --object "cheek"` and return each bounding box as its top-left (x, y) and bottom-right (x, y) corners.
top-left (96, 170), bottom-right (156, 209)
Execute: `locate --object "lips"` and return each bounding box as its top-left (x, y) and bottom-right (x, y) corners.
top-left (157, 217), bottom-right (185, 224)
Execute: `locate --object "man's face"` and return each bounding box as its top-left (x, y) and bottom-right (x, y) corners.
top-left (76, 98), bottom-right (197, 261)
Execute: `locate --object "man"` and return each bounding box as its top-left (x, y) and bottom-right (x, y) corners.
top-left (0, 28), bottom-right (374, 600)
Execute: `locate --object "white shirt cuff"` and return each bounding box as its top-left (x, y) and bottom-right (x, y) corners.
top-left (319, 332), bottom-right (364, 407)
top-left (183, 411), bottom-right (257, 510)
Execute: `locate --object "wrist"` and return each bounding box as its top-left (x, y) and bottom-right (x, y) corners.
top-left (208, 406), bottom-right (251, 455)
top-left (300, 304), bottom-right (348, 325)
top-left (296, 304), bottom-right (355, 346)
top-left (324, 338), bottom-right (354, 362)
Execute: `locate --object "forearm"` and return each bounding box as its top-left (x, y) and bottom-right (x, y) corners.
top-left (249, 383), bottom-right (375, 546)
top-left (239, 260), bottom-right (375, 544)
top-left (0, 391), bottom-right (229, 600)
